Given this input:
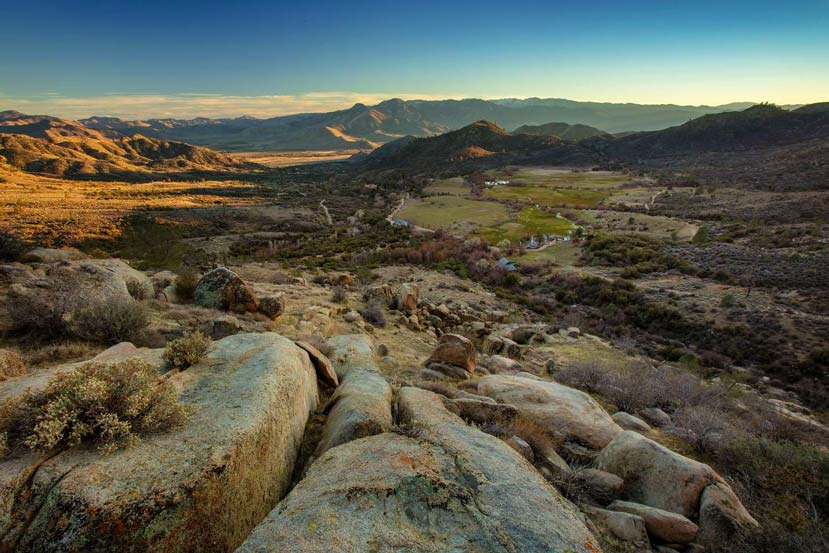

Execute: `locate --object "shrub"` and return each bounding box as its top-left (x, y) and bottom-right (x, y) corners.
top-left (7, 286), bottom-right (80, 339)
top-left (163, 332), bottom-right (212, 370)
top-left (0, 349), bottom-right (26, 381)
top-left (0, 231), bottom-right (27, 261)
top-left (330, 286), bottom-right (347, 303)
top-left (126, 278), bottom-right (149, 300)
top-left (4, 359), bottom-right (186, 455)
top-left (359, 302), bottom-right (387, 328)
top-left (721, 292), bottom-right (738, 308)
top-left (72, 299), bottom-right (149, 345)
top-left (174, 269), bottom-right (199, 301)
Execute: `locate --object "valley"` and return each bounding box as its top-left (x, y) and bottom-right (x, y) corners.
top-left (0, 101), bottom-right (826, 553)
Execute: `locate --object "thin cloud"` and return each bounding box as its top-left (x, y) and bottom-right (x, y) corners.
top-left (0, 91), bottom-right (469, 120)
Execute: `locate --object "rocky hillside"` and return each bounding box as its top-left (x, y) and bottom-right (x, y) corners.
top-left (0, 249), bottom-right (820, 552)
top-left (513, 121), bottom-right (609, 141)
top-left (0, 111), bottom-right (256, 177)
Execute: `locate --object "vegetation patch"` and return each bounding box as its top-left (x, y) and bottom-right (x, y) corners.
top-left (1, 359), bottom-right (186, 456)
top-left (484, 185), bottom-right (611, 208)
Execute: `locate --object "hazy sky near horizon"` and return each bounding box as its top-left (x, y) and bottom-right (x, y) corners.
top-left (1, 0), bottom-right (827, 118)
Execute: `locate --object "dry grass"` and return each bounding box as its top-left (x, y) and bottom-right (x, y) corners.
top-left (0, 169), bottom-right (266, 246)
top-left (163, 332), bottom-right (213, 370)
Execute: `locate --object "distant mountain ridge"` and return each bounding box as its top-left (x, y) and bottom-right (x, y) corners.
top-left (0, 111), bottom-right (254, 177)
top-left (67, 97), bottom-right (792, 152)
top-left (512, 122), bottom-right (608, 141)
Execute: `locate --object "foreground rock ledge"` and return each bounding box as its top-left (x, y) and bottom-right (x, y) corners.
top-left (0, 332), bottom-right (319, 553)
top-left (237, 387), bottom-right (602, 553)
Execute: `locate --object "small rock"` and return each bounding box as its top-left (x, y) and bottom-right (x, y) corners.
top-left (574, 468), bottom-right (625, 503)
top-left (195, 267), bottom-right (258, 313)
top-left (584, 505), bottom-right (650, 545)
top-left (258, 293), bottom-right (285, 320)
top-left (507, 436), bottom-right (534, 462)
top-left (424, 361), bottom-right (471, 380)
top-left (638, 407), bottom-right (672, 428)
top-left (427, 333), bottom-right (476, 373)
top-left (207, 315), bottom-right (245, 339)
top-left (608, 500), bottom-right (699, 544)
top-left (397, 282), bottom-right (419, 313)
top-left (612, 411), bottom-right (652, 432)
top-left (343, 310), bottom-right (361, 323)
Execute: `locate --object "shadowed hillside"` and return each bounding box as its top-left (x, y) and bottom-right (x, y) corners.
top-left (513, 121), bottom-right (609, 141)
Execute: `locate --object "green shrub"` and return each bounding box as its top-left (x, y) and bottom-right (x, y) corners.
top-left (72, 299), bottom-right (149, 345)
top-left (721, 292), bottom-right (738, 308)
top-left (5, 359), bottom-right (186, 455)
top-left (163, 331), bottom-right (212, 370)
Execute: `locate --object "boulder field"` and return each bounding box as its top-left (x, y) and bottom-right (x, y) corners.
top-left (237, 387), bottom-right (602, 553)
top-left (0, 333), bottom-right (319, 553)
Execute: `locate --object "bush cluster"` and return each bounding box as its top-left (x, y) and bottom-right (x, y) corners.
top-left (163, 332), bottom-right (212, 370)
top-left (1, 359), bottom-right (186, 456)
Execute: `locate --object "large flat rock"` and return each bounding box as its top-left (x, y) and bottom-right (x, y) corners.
top-left (237, 386), bottom-right (602, 553)
top-left (0, 332), bottom-right (319, 553)
top-left (473, 374), bottom-right (623, 449)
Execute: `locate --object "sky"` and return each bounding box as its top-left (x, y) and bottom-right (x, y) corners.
top-left (1, 0), bottom-right (827, 119)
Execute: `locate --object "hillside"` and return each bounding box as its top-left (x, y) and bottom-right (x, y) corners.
top-left (356, 120), bottom-right (598, 174)
top-left (513, 121), bottom-right (608, 141)
top-left (589, 102), bottom-right (829, 190)
top-left (0, 111), bottom-right (255, 177)
top-left (76, 97), bottom-right (765, 151)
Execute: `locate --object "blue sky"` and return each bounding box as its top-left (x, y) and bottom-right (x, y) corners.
top-left (1, 0), bottom-right (827, 118)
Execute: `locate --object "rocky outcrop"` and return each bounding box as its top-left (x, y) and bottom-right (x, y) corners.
top-left (594, 431), bottom-right (752, 522)
top-left (0, 332), bottom-right (319, 553)
top-left (0, 349), bottom-right (25, 381)
top-left (697, 481), bottom-right (759, 545)
top-left (194, 267), bottom-right (259, 313)
top-left (472, 374), bottom-right (623, 449)
top-left (325, 334), bottom-right (376, 379)
top-left (238, 386), bottom-right (602, 552)
top-left (426, 333), bottom-right (476, 373)
top-left (315, 368), bottom-right (393, 455)
top-left (21, 247), bottom-right (88, 263)
top-left (608, 500), bottom-right (699, 544)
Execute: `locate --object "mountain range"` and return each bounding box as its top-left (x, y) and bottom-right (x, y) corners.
top-left (356, 103), bottom-right (829, 189)
top-left (0, 110), bottom-right (253, 177)
top-left (71, 97), bottom-right (789, 152)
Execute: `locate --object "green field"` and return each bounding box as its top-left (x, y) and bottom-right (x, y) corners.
top-left (397, 196), bottom-right (509, 229)
top-left (485, 185), bottom-right (610, 208)
top-left (487, 167), bottom-right (631, 189)
top-left (424, 177), bottom-right (468, 196)
top-left (478, 206), bottom-right (574, 243)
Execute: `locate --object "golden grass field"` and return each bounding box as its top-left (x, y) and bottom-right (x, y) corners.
top-left (234, 150), bottom-right (366, 167)
top-left (0, 168), bottom-right (267, 246)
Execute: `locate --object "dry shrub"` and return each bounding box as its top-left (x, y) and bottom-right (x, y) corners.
top-left (359, 302), bottom-right (387, 328)
top-left (556, 361), bottom-right (726, 413)
top-left (0, 349), bottom-right (26, 381)
top-left (330, 286), bottom-right (347, 303)
top-left (126, 278), bottom-right (148, 300)
top-left (7, 283), bottom-right (83, 339)
top-left (174, 268), bottom-right (199, 301)
top-left (21, 342), bottom-right (100, 368)
top-left (4, 359), bottom-right (186, 455)
top-left (163, 331), bottom-right (212, 370)
top-left (72, 299), bottom-right (149, 345)
top-left (0, 231), bottom-right (27, 262)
